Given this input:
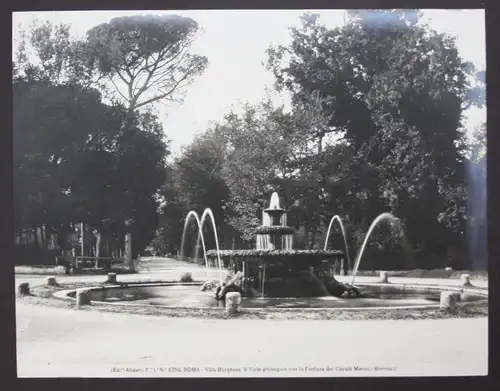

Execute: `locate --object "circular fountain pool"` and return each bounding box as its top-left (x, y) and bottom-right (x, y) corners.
top-left (57, 282), bottom-right (487, 310)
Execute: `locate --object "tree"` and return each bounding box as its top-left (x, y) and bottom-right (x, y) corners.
top-left (470, 122), bottom-right (486, 164)
top-left (13, 76), bottom-right (122, 247)
top-left (465, 122), bottom-right (487, 269)
top-left (265, 11), bottom-right (485, 266)
top-left (85, 15), bottom-right (209, 116)
top-left (82, 15), bottom-right (208, 261)
top-left (157, 125), bottom-right (230, 253)
top-left (13, 72), bottom-right (169, 258)
top-left (14, 19), bottom-right (104, 88)
top-left (217, 101), bottom-right (301, 242)
top-left (13, 16), bottom-right (208, 261)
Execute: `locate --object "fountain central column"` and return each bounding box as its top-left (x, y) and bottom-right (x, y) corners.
top-left (265, 207), bottom-right (286, 250)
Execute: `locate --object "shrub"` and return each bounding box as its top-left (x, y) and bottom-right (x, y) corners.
top-left (180, 272), bottom-right (194, 282)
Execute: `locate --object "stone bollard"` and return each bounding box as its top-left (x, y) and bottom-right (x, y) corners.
top-left (379, 271), bottom-right (389, 283)
top-left (460, 274), bottom-right (472, 287)
top-left (106, 273), bottom-right (117, 284)
top-left (76, 289), bottom-right (91, 308)
top-left (17, 282), bottom-right (30, 296)
top-left (225, 292), bottom-right (242, 316)
top-left (45, 276), bottom-right (57, 286)
top-left (440, 291), bottom-right (459, 310)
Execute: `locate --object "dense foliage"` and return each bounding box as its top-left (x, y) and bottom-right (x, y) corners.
top-left (158, 10), bottom-right (486, 270)
top-left (12, 16), bottom-right (201, 261)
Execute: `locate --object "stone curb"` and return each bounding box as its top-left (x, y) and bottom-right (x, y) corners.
top-left (51, 281), bottom-right (487, 313)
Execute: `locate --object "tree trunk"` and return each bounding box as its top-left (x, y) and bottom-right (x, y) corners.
top-left (88, 226), bottom-right (93, 257)
top-left (34, 227), bottom-right (41, 248)
top-left (125, 231), bottom-right (133, 271)
top-left (304, 225), bottom-right (310, 250)
top-left (318, 133), bottom-right (324, 154)
top-left (80, 222), bottom-right (85, 257)
top-left (41, 225), bottom-right (46, 248)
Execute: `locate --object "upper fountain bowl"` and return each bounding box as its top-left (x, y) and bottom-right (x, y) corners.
top-left (263, 207), bottom-right (286, 226)
top-left (263, 207), bottom-right (286, 212)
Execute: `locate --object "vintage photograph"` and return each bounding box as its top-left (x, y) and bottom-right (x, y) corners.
top-left (13, 8), bottom-right (487, 377)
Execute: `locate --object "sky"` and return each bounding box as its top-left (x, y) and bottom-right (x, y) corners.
top-left (12, 9), bottom-right (486, 155)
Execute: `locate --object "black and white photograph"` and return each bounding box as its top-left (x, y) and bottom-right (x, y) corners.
top-left (13, 8), bottom-right (488, 378)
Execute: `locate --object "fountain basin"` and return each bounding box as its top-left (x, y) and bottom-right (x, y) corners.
top-left (54, 281), bottom-right (487, 311)
top-left (206, 249), bottom-right (343, 266)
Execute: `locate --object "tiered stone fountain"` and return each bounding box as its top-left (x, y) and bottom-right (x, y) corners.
top-left (207, 192), bottom-right (350, 298)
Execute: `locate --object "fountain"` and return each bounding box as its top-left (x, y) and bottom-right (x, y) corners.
top-left (324, 215), bottom-right (351, 275)
top-left (200, 208), bottom-right (224, 284)
top-left (180, 209), bottom-right (223, 285)
top-left (350, 213), bottom-right (402, 285)
top-left (205, 192), bottom-right (349, 299)
top-left (180, 211), bottom-right (208, 267)
top-left (57, 201), bottom-right (487, 313)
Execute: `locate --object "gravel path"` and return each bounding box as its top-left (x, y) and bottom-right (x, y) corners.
top-left (16, 302), bottom-right (488, 377)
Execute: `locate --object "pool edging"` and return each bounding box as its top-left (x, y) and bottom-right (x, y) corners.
top-left (51, 280), bottom-right (488, 312)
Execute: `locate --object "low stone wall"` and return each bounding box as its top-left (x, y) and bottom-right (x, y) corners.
top-left (353, 269), bottom-right (489, 280)
top-left (53, 278), bottom-right (488, 313)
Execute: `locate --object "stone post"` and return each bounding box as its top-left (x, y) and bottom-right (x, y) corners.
top-left (125, 219), bottom-right (134, 272)
top-left (95, 232), bottom-right (102, 264)
top-left (460, 274), bottom-right (472, 287)
top-left (76, 289), bottom-right (91, 308)
top-left (242, 261), bottom-right (247, 295)
top-left (225, 292), bottom-right (242, 316)
top-left (17, 282), bottom-right (30, 296)
top-left (379, 271), bottom-right (389, 283)
top-left (106, 273), bottom-right (117, 284)
top-left (440, 291), bottom-right (459, 310)
top-left (45, 276), bottom-right (57, 286)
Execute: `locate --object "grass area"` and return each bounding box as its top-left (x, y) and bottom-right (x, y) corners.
top-left (20, 281), bottom-right (488, 321)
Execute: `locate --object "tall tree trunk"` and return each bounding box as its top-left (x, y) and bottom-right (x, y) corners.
top-left (80, 222), bottom-right (85, 257)
top-left (96, 232), bottom-right (102, 258)
top-left (41, 225), bottom-right (46, 248)
top-left (88, 225), bottom-right (93, 257)
top-left (34, 227), bottom-right (41, 248)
